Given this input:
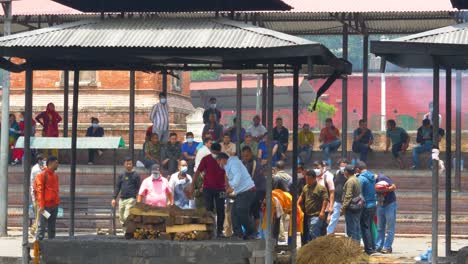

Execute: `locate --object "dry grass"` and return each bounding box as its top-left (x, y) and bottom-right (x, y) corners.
top-left (297, 236), bottom-right (369, 264)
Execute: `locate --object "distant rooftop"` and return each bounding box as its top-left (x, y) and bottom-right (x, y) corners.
top-left (52, 0), bottom-right (291, 12)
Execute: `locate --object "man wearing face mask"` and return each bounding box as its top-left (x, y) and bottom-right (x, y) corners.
top-left (150, 92), bottom-right (169, 143)
top-left (86, 117), bottom-right (105, 165)
top-left (203, 97), bottom-right (221, 125)
top-left (138, 164), bottom-right (173, 207)
top-left (190, 142), bottom-right (226, 237)
top-left (169, 160), bottom-right (193, 209)
top-left (327, 158), bottom-right (349, 235)
top-left (30, 154), bottom-right (47, 235)
top-left (216, 152), bottom-right (256, 240)
top-left (312, 161), bottom-right (335, 236)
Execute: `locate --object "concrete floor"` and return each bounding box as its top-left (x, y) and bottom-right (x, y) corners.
top-left (0, 230), bottom-right (467, 263)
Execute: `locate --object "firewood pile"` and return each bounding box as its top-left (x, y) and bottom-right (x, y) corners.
top-left (124, 203), bottom-right (215, 241)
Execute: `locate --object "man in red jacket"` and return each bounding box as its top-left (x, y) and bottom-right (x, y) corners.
top-left (34, 156), bottom-right (60, 241)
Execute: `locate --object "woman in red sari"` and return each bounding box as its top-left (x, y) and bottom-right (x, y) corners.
top-left (35, 103), bottom-right (62, 158)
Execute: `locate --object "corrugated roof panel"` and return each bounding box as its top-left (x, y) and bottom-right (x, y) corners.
top-left (0, 18), bottom-right (314, 49)
top-left (391, 22), bottom-right (468, 44)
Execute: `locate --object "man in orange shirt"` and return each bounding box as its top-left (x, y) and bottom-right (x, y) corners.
top-left (319, 118), bottom-right (342, 163)
top-left (34, 156), bottom-right (60, 241)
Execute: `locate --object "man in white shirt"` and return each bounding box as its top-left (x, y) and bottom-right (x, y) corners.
top-left (30, 154), bottom-right (47, 235)
top-left (423, 101), bottom-right (442, 126)
top-left (312, 161), bottom-right (335, 236)
top-left (246, 115), bottom-right (267, 142)
top-left (169, 160), bottom-right (193, 209)
top-left (149, 92), bottom-right (169, 142)
top-left (194, 138), bottom-right (213, 173)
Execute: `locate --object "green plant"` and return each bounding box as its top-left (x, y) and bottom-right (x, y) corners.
top-left (308, 100), bottom-right (337, 127)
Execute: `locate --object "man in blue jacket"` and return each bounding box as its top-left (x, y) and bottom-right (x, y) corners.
top-left (356, 161), bottom-right (377, 255)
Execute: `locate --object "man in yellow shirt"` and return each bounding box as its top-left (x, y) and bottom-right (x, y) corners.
top-left (298, 123), bottom-right (314, 164)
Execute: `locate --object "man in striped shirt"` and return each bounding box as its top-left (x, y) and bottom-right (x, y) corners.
top-left (150, 92), bottom-right (169, 143)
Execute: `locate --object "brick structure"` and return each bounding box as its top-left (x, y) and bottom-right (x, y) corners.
top-left (5, 70), bottom-right (193, 146)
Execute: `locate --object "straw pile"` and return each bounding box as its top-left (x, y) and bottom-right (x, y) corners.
top-left (297, 236), bottom-right (369, 264)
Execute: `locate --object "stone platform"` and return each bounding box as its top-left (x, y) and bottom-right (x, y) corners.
top-left (40, 236), bottom-right (265, 264)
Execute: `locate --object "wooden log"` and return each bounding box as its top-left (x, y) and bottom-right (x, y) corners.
top-left (194, 231), bottom-right (212, 241)
top-left (142, 216), bottom-right (165, 224)
top-left (165, 224), bottom-right (208, 233)
top-left (174, 216), bottom-right (192, 225)
top-left (194, 216), bottom-right (215, 224)
top-left (129, 203), bottom-right (170, 217)
top-left (158, 232), bottom-right (172, 240)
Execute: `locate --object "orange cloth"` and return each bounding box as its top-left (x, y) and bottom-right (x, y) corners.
top-left (34, 168), bottom-right (60, 209)
top-left (262, 190), bottom-right (304, 234)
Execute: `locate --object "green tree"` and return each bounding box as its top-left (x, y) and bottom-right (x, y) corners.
top-left (308, 99), bottom-right (337, 128)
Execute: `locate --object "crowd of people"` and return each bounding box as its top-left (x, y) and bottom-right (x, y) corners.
top-left (28, 95), bottom-right (444, 254)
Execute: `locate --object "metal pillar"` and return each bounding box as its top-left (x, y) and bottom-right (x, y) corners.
top-left (381, 73), bottom-right (387, 131)
top-left (290, 66), bottom-right (300, 263)
top-left (162, 70), bottom-right (168, 95)
top-left (0, 0), bottom-right (12, 237)
top-left (236, 74), bottom-right (242, 157)
top-left (362, 34), bottom-right (369, 121)
top-left (63, 71), bottom-right (69, 137)
top-left (455, 71), bottom-right (462, 191)
top-left (445, 68), bottom-right (452, 257)
top-left (262, 73), bottom-right (267, 126)
top-left (256, 75), bottom-right (261, 115)
top-left (341, 24), bottom-right (349, 157)
top-left (265, 64), bottom-right (274, 264)
top-left (22, 69), bottom-right (33, 264)
top-left (69, 70), bottom-right (79, 237)
top-left (112, 149), bottom-right (117, 235)
top-left (129, 71), bottom-right (136, 162)
top-left (431, 64), bottom-right (440, 264)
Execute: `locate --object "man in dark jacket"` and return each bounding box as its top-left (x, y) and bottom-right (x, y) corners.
top-left (340, 165), bottom-right (362, 242)
top-left (411, 118), bottom-right (445, 169)
top-left (327, 158), bottom-right (349, 234)
top-left (356, 161), bottom-right (377, 255)
top-left (202, 97), bottom-right (221, 124)
top-left (86, 117), bottom-right (105, 165)
top-left (161, 132), bottom-right (182, 175)
top-left (112, 157), bottom-right (141, 232)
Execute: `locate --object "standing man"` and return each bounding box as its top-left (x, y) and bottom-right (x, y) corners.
top-left (273, 117), bottom-right (289, 161)
top-left (385, 119), bottom-right (410, 169)
top-left (356, 161), bottom-right (377, 255)
top-left (327, 158), bottom-right (349, 235)
top-left (203, 97), bottom-right (221, 124)
top-left (193, 137), bottom-right (213, 209)
top-left (150, 92), bottom-right (169, 143)
top-left (34, 156), bottom-right (60, 241)
top-left (112, 157), bottom-right (141, 231)
top-left (246, 115), bottom-right (267, 142)
top-left (202, 113), bottom-right (224, 142)
top-left (35, 103), bottom-right (62, 158)
top-left (138, 164), bottom-right (173, 207)
top-left (273, 160), bottom-right (292, 193)
top-left (86, 117), bottom-right (105, 165)
top-left (161, 132), bottom-right (182, 175)
top-left (191, 142), bottom-right (226, 237)
top-left (216, 153), bottom-right (256, 240)
top-left (319, 118), bottom-right (341, 164)
top-left (340, 165), bottom-right (362, 242)
top-left (375, 173), bottom-right (397, 254)
top-left (352, 119), bottom-right (374, 163)
top-left (298, 123), bottom-right (314, 164)
top-left (30, 154), bottom-right (47, 235)
top-left (241, 146), bottom-right (266, 236)
top-left (312, 161), bottom-right (335, 235)
top-left (423, 101), bottom-right (442, 126)
top-left (297, 170), bottom-right (328, 243)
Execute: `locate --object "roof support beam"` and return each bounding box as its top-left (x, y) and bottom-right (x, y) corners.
top-left (341, 24), bottom-right (348, 158)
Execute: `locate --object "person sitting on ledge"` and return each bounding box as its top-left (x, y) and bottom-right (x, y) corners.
top-left (385, 119), bottom-right (409, 169)
top-left (143, 133), bottom-right (162, 170)
top-left (86, 117), bottom-right (105, 165)
top-left (352, 119), bottom-right (374, 163)
top-left (411, 118), bottom-right (445, 170)
top-left (319, 118), bottom-right (341, 164)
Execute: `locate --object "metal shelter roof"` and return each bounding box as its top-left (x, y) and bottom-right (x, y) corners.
top-left (371, 22), bottom-right (468, 69)
top-left (0, 17), bottom-right (351, 74)
top-left (52, 0), bottom-right (292, 12)
top-left (15, 136), bottom-right (125, 149)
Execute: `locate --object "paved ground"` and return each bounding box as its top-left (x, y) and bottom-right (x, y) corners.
top-left (0, 230), bottom-right (467, 263)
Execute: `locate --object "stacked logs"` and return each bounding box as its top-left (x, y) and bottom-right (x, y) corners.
top-left (124, 203), bottom-right (215, 241)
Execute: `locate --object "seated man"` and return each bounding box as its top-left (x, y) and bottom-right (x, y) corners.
top-left (225, 117), bottom-right (246, 143)
top-left (352, 119), bottom-right (374, 163)
top-left (86, 117), bottom-right (105, 165)
top-left (411, 119), bottom-right (445, 169)
top-left (202, 113), bottom-right (224, 142)
top-left (298, 123), bottom-right (314, 164)
top-left (161, 132), bottom-right (181, 176)
top-left (181, 132), bottom-right (199, 175)
top-left (221, 133), bottom-right (236, 157)
top-left (385, 120), bottom-right (410, 169)
top-left (246, 115), bottom-right (267, 142)
top-left (319, 118), bottom-right (341, 163)
top-left (240, 133), bottom-right (258, 158)
top-left (273, 117), bottom-right (289, 160)
top-left (258, 132), bottom-right (279, 166)
top-left (138, 164), bottom-right (173, 207)
top-left (143, 133), bottom-right (161, 169)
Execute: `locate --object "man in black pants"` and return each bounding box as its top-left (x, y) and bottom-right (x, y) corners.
top-left (191, 142), bottom-right (226, 237)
